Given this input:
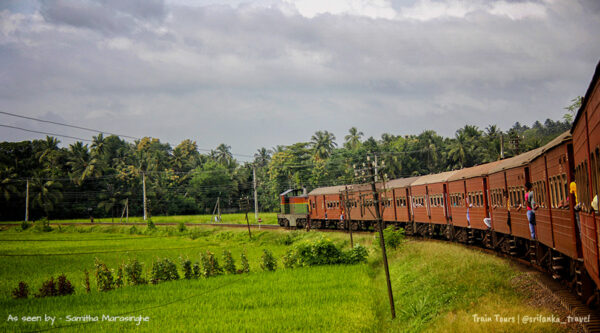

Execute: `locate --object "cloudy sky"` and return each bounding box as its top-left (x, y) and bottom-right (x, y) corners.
top-left (1, 0), bottom-right (599, 161)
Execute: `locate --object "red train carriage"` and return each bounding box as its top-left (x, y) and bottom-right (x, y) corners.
top-left (447, 161), bottom-right (502, 231)
top-left (572, 60), bottom-right (600, 288)
top-left (410, 171), bottom-right (458, 237)
top-left (529, 132), bottom-right (577, 257)
top-left (385, 177), bottom-right (419, 223)
top-left (488, 148), bottom-right (543, 240)
top-left (351, 182), bottom-right (384, 230)
top-left (307, 185), bottom-right (346, 229)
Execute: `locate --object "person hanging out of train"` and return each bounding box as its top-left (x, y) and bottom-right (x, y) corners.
top-left (524, 182), bottom-right (538, 240)
top-left (466, 196), bottom-right (473, 228)
top-left (570, 181), bottom-right (582, 233)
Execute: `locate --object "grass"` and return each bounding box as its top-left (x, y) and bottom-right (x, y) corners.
top-left (0, 212), bottom-right (279, 225)
top-left (0, 227), bottom-right (570, 332)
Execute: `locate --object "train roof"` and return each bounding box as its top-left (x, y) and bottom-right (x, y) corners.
top-left (447, 160), bottom-right (503, 181)
top-left (411, 170), bottom-right (459, 186)
top-left (488, 131), bottom-right (571, 174)
top-left (572, 60), bottom-right (600, 132)
top-left (386, 176), bottom-right (420, 189)
top-left (307, 185), bottom-right (347, 196)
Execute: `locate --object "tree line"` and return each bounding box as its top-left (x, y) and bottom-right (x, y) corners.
top-left (0, 117), bottom-right (571, 221)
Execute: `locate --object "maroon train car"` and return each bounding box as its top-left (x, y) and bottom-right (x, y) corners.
top-left (447, 161), bottom-right (502, 231)
top-left (572, 60), bottom-right (600, 287)
top-left (529, 132), bottom-right (577, 257)
top-left (307, 185), bottom-right (346, 229)
top-left (385, 177), bottom-right (419, 224)
top-left (410, 171), bottom-right (457, 225)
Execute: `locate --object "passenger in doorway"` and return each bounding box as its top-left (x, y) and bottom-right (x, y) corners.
top-left (570, 182), bottom-right (581, 233)
top-left (466, 197), bottom-right (473, 228)
top-left (525, 182), bottom-right (538, 240)
top-left (483, 215), bottom-right (492, 230)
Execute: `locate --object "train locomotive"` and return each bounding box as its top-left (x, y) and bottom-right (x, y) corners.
top-left (287, 60), bottom-right (600, 305)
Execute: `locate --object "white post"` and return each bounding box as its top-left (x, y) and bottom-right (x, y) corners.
top-left (142, 172), bottom-right (147, 221)
top-left (253, 166), bottom-right (259, 226)
top-left (25, 179), bottom-right (29, 222)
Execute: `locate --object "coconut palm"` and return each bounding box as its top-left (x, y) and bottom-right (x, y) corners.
top-left (344, 127), bottom-right (363, 150)
top-left (30, 173), bottom-right (62, 218)
top-left (310, 130), bottom-right (337, 160)
top-left (214, 143), bottom-right (233, 164)
top-left (0, 167), bottom-right (18, 201)
top-left (254, 147), bottom-right (271, 168)
top-left (67, 142), bottom-right (100, 186)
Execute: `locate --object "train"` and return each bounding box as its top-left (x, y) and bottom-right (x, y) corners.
top-left (277, 60), bottom-right (600, 305)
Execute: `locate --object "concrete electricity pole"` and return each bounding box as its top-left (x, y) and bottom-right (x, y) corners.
top-left (25, 179), bottom-right (29, 222)
top-left (354, 155), bottom-right (396, 319)
top-left (253, 165), bottom-right (259, 225)
top-left (142, 172), bottom-right (147, 221)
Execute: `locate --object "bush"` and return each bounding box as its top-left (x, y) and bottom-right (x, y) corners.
top-left (222, 250), bottom-right (236, 274)
top-left (282, 249), bottom-right (298, 269)
top-left (83, 269), bottom-right (90, 293)
top-left (376, 226), bottom-right (405, 250)
top-left (21, 221), bottom-right (31, 230)
top-left (288, 238), bottom-right (369, 267)
top-left (343, 244), bottom-right (369, 264)
top-left (115, 265), bottom-right (124, 288)
top-left (193, 261), bottom-right (201, 278)
top-left (34, 218), bottom-right (53, 232)
top-left (181, 257), bottom-right (193, 279)
top-left (57, 274), bottom-right (75, 295)
top-left (240, 253), bottom-right (250, 274)
top-left (124, 258), bottom-right (147, 285)
top-left (261, 249), bottom-right (277, 271)
top-left (35, 277), bottom-right (58, 298)
top-left (95, 258), bottom-right (114, 292)
top-left (201, 251), bottom-right (223, 278)
top-left (151, 258), bottom-right (180, 284)
top-left (277, 232), bottom-right (301, 245)
top-left (295, 238), bottom-right (343, 266)
top-left (129, 226), bottom-right (139, 234)
top-left (146, 218), bottom-right (156, 231)
top-left (12, 282), bottom-right (28, 299)
top-left (178, 222), bottom-right (187, 233)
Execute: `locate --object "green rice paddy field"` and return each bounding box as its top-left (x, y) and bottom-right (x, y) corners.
top-left (0, 225), bottom-right (569, 332)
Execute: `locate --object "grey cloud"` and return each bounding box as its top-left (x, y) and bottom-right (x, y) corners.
top-left (40, 0), bottom-right (166, 35)
top-left (0, 0), bottom-right (599, 155)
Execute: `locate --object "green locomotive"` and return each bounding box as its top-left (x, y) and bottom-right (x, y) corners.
top-left (277, 188), bottom-right (309, 228)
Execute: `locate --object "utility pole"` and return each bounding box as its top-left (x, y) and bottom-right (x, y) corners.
top-left (25, 179), bottom-right (29, 222)
top-left (253, 165), bottom-right (259, 226)
top-left (354, 156), bottom-right (396, 319)
top-left (142, 172), bottom-right (147, 221)
top-left (500, 133), bottom-right (505, 159)
top-left (343, 185), bottom-right (354, 248)
top-left (374, 154), bottom-right (379, 182)
top-left (240, 197), bottom-right (252, 240)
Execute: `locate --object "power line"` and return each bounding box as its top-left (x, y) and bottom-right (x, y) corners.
top-left (0, 110), bottom-right (139, 140)
top-left (0, 124), bottom-right (92, 142)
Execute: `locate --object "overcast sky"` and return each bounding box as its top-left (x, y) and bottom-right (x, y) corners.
top-left (1, 0), bottom-right (599, 161)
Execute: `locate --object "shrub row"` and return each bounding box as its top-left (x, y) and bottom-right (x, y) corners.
top-left (12, 274), bottom-right (75, 299)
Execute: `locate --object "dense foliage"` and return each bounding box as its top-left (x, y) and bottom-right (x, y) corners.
top-left (0, 117), bottom-right (570, 221)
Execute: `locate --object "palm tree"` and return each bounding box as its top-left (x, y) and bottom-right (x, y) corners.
top-left (310, 130), bottom-right (337, 160)
top-left (344, 127), bottom-right (363, 150)
top-left (214, 143), bottom-right (233, 164)
top-left (254, 147), bottom-right (271, 168)
top-left (67, 142), bottom-right (100, 186)
top-left (37, 136), bottom-right (61, 169)
top-left (30, 173), bottom-right (62, 218)
top-left (91, 133), bottom-right (106, 157)
top-left (0, 167), bottom-right (18, 201)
